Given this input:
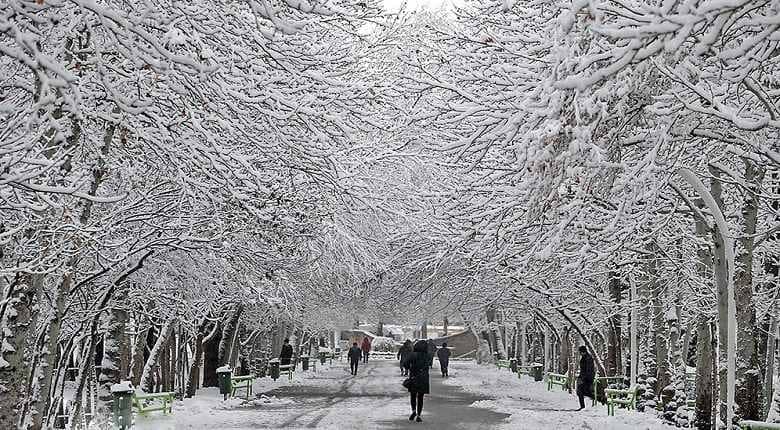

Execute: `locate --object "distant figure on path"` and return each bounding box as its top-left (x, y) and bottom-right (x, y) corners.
top-left (348, 342), bottom-right (362, 375)
top-left (361, 337), bottom-right (372, 363)
top-left (576, 345), bottom-right (595, 411)
top-left (280, 338), bottom-right (293, 366)
top-left (402, 340), bottom-right (430, 423)
top-left (437, 342), bottom-right (451, 377)
top-left (426, 341), bottom-right (437, 368)
top-left (397, 340), bottom-right (413, 376)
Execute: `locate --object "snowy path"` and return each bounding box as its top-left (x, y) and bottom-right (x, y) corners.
top-left (136, 360), bottom-right (674, 430)
top-left (255, 360), bottom-right (509, 429)
top-left (135, 359), bottom-right (507, 429)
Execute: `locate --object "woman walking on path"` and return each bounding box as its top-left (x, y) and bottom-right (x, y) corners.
top-left (397, 340), bottom-right (412, 376)
top-left (361, 337), bottom-right (372, 363)
top-left (576, 345), bottom-right (595, 410)
top-left (402, 340), bottom-right (430, 423)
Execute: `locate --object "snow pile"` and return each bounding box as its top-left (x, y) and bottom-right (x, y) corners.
top-left (214, 394), bottom-right (294, 409)
top-left (110, 380), bottom-right (134, 393)
top-left (445, 362), bottom-right (672, 430)
top-left (371, 336), bottom-right (397, 352)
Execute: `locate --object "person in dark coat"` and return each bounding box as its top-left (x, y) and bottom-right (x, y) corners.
top-left (361, 337), bottom-right (371, 363)
top-left (576, 345), bottom-right (595, 410)
top-left (427, 341), bottom-right (437, 368)
top-left (348, 342), bottom-right (362, 375)
top-left (279, 338), bottom-right (293, 366)
top-left (402, 340), bottom-right (430, 423)
top-left (397, 340), bottom-right (413, 376)
top-left (437, 342), bottom-right (451, 377)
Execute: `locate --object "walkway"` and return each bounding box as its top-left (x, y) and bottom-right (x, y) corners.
top-left (260, 359), bottom-right (510, 429)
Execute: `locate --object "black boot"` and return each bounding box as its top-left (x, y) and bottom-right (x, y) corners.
top-left (408, 412), bottom-right (416, 421)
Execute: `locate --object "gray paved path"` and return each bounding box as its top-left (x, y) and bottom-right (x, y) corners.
top-left (258, 359), bottom-right (509, 429)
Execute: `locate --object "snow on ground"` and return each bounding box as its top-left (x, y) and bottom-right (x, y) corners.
top-left (442, 361), bottom-right (673, 430)
top-left (132, 359), bottom-right (675, 429)
top-left (134, 361), bottom-right (409, 430)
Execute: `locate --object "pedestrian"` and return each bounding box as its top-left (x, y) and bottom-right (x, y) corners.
top-left (402, 340), bottom-right (430, 423)
top-left (348, 342), bottom-right (362, 375)
top-left (279, 338), bottom-right (293, 366)
top-left (437, 342), bottom-right (451, 377)
top-left (397, 340), bottom-right (413, 376)
top-left (576, 345), bottom-right (595, 411)
top-left (361, 337), bottom-right (371, 363)
top-left (426, 341), bottom-right (437, 368)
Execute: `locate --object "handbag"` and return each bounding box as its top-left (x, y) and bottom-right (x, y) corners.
top-left (402, 376), bottom-right (413, 389)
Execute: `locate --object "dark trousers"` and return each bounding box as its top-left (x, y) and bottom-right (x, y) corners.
top-left (362, 351), bottom-right (369, 363)
top-left (440, 362), bottom-right (448, 377)
top-left (576, 378), bottom-right (593, 408)
top-left (350, 359), bottom-right (359, 375)
top-left (410, 391), bottom-right (424, 415)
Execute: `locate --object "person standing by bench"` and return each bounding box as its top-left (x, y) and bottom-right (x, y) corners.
top-left (280, 338), bottom-right (293, 367)
top-left (348, 342), bottom-right (362, 375)
top-left (576, 345), bottom-right (595, 411)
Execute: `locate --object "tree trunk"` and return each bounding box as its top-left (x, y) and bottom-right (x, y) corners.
top-left (0, 273), bottom-right (41, 429)
top-left (559, 326), bottom-right (570, 373)
top-left (140, 319), bottom-right (174, 392)
top-left (694, 316), bottom-right (714, 429)
top-left (765, 314), bottom-right (778, 420)
top-left (187, 320), bottom-right (208, 397)
top-left (202, 322), bottom-right (221, 387)
top-left (648, 244), bottom-right (670, 395)
top-left (97, 278), bottom-right (129, 410)
top-left (708, 173), bottom-right (734, 426)
top-left (607, 271), bottom-right (623, 377)
top-left (731, 160), bottom-right (765, 421)
top-left (219, 305), bottom-right (243, 366)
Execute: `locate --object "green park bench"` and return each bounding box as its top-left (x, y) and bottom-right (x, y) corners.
top-left (496, 359), bottom-right (512, 370)
top-left (740, 421), bottom-right (780, 430)
top-left (230, 375), bottom-right (254, 400)
top-left (593, 376), bottom-right (626, 406)
top-left (546, 372), bottom-right (570, 391)
top-left (605, 385), bottom-right (638, 416)
top-left (279, 364), bottom-right (295, 381)
top-left (132, 391), bottom-right (174, 416)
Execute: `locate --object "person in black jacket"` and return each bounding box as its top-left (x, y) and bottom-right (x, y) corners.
top-left (402, 340), bottom-right (430, 423)
top-left (437, 342), bottom-right (451, 377)
top-left (348, 342), bottom-right (362, 375)
top-left (576, 345), bottom-right (595, 410)
top-left (427, 341), bottom-right (437, 368)
top-left (279, 338), bottom-right (293, 366)
top-left (397, 340), bottom-right (412, 376)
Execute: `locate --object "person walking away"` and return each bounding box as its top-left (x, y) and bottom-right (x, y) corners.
top-left (576, 345), bottom-right (595, 410)
top-left (437, 342), bottom-right (451, 377)
top-left (402, 340), bottom-right (430, 423)
top-left (397, 340), bottom-right (412, 376)
top-left (361, 337), bottom-right (371, 363)
top-left (426, 341), bottom-right (437, 368)
top-left (280, 338), bottom-right (293, 366)
top-left (348, 342), bottom-right (362, 375)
